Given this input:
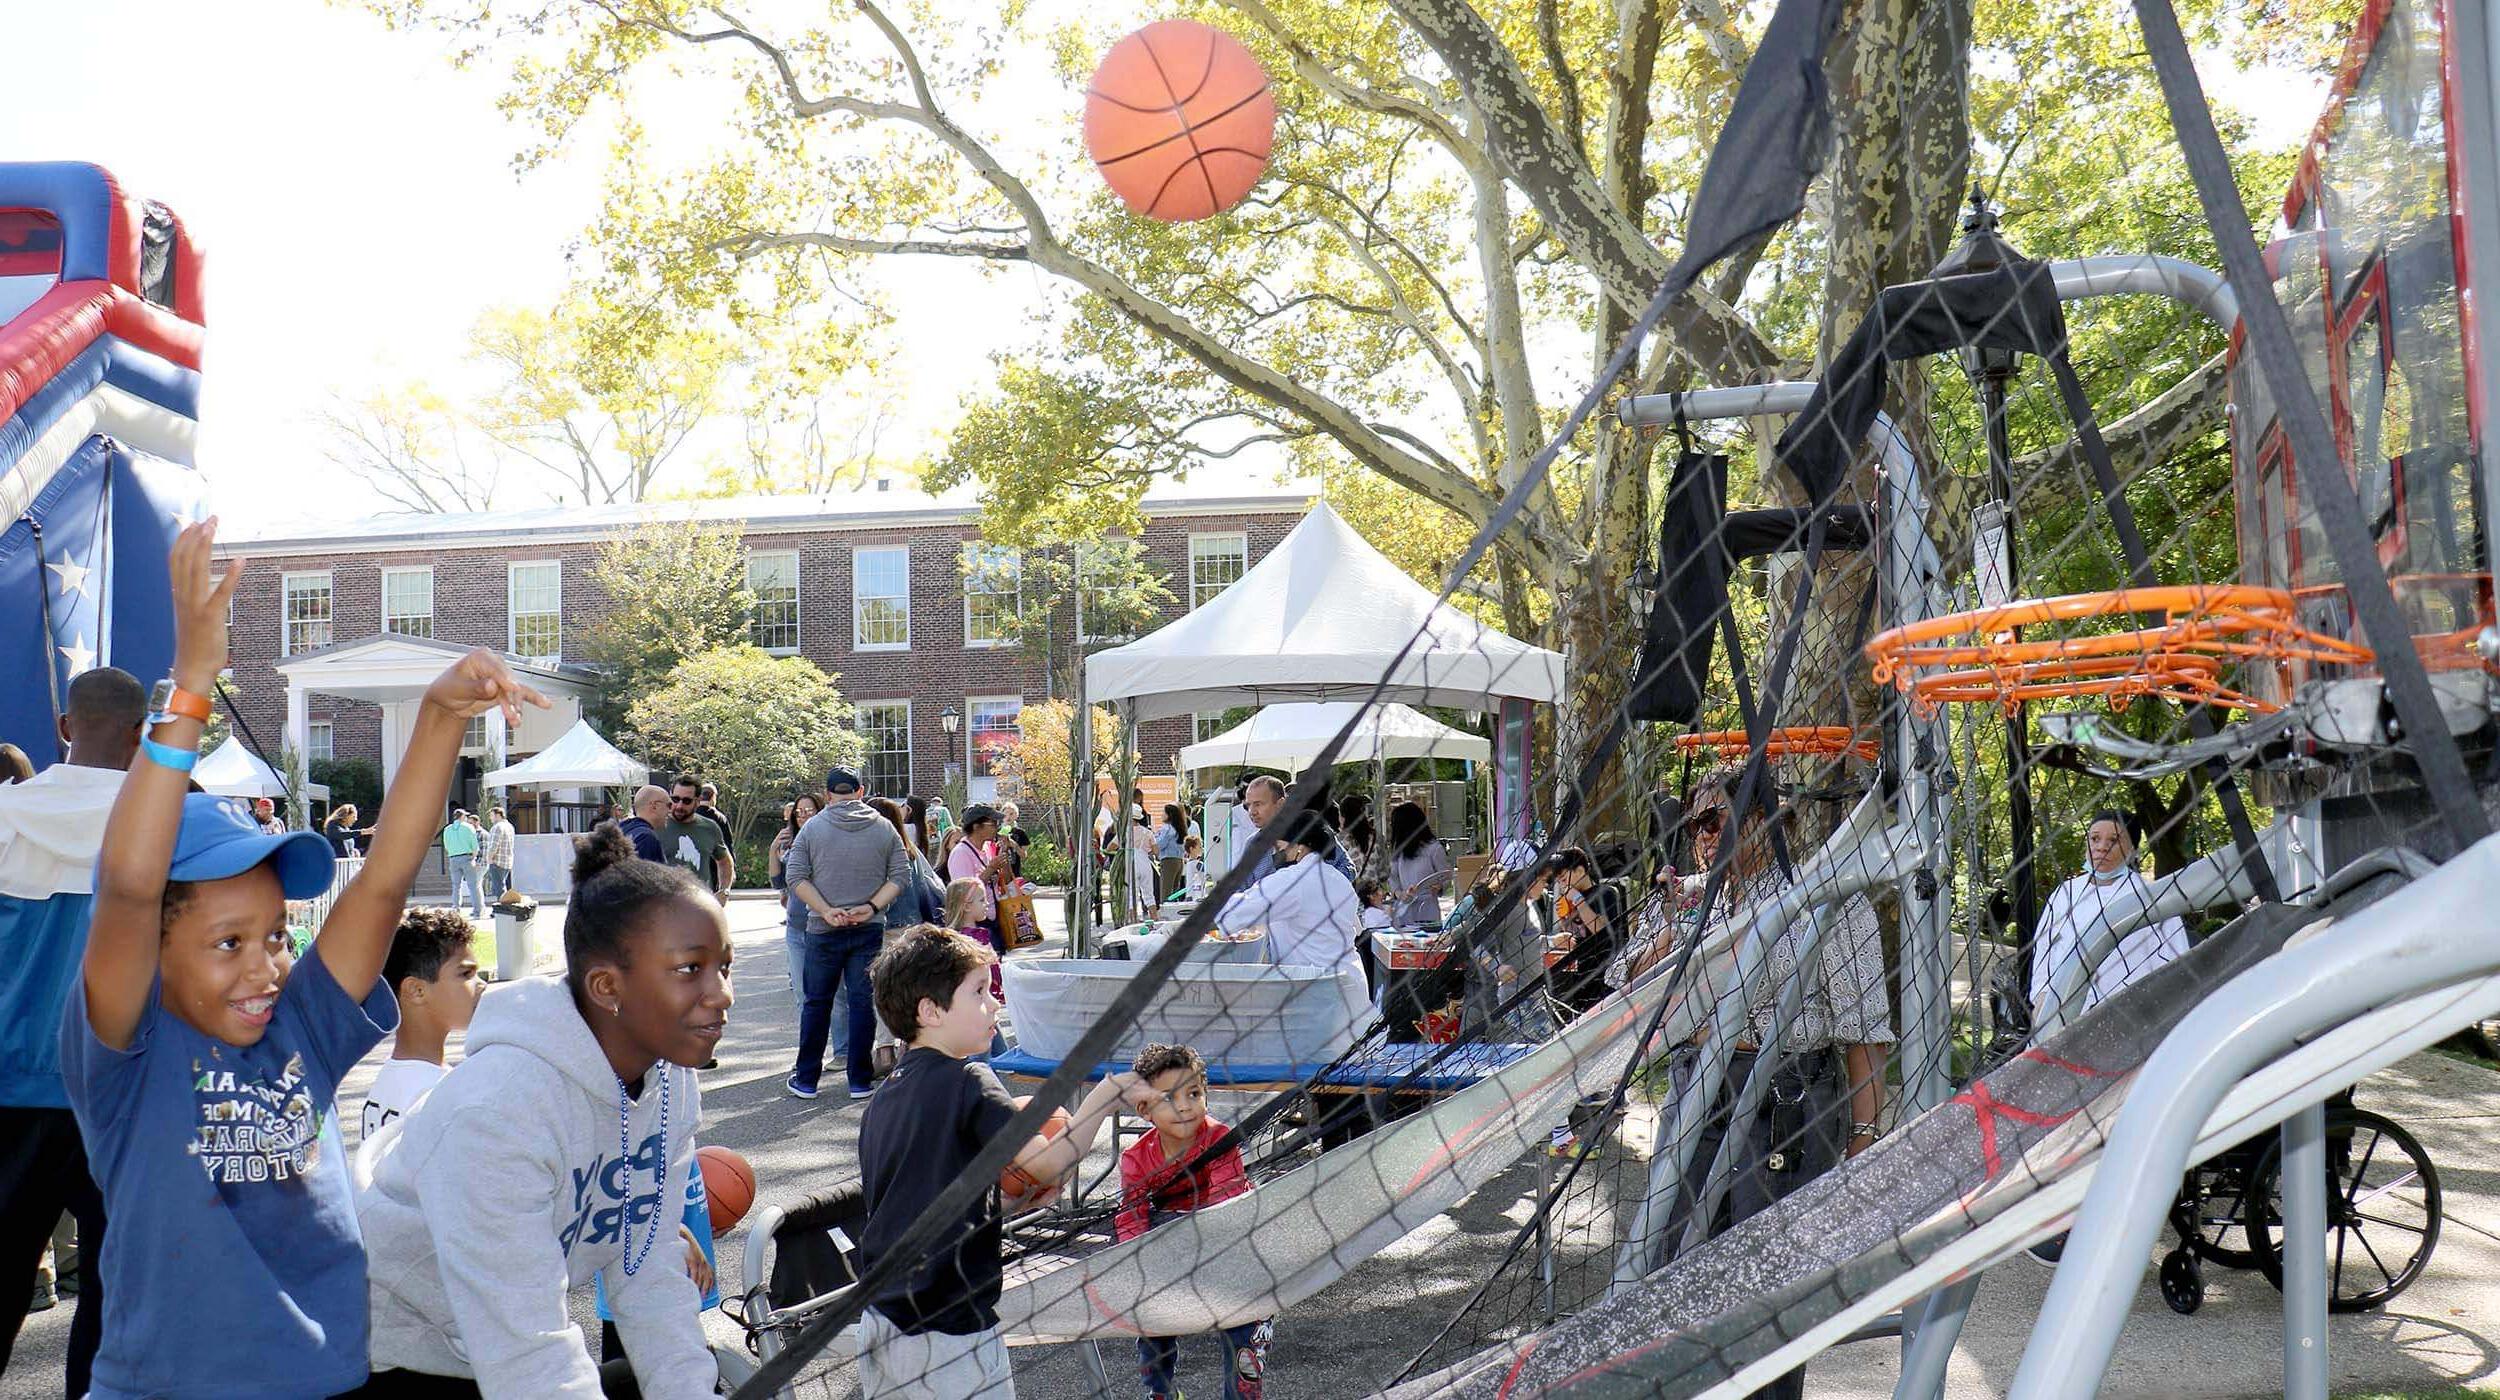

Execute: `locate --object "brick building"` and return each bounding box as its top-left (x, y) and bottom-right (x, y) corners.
top-left (214, 481), bottom-right (1312, 823)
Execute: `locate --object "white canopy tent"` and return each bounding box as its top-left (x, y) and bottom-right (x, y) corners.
top-left (195, 737), bottom-right (328, 802)
top-left (481, 718), bottom-right (648, 790)
top-left (1084, 500), bottom-right (1563, 719)
top-left (1177, 701), bottom-right (1491, 776)
top-left (483, 719), bottom-right (648, 897)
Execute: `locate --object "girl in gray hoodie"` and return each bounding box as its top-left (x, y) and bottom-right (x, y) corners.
top-left (351, 825), bottom-right (732, 1398)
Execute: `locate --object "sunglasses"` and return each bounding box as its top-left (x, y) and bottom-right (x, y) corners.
top-left (670, 795), bottom-right (697, 805)
top-left (1689, 808), bottom-right (1729, 836)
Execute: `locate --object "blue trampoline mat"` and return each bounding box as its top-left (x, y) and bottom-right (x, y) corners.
top-left (991, 1039), bottom-right (1537, 1092)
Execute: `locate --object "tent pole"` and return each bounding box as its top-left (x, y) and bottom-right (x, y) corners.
top-left (1073, 670), bottom-right (1094, 957)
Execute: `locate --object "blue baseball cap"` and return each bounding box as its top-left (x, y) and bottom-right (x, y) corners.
top-left (825, 766), bottom-right (863, 794)
top-left (169, 793), bottom-right (336, 898)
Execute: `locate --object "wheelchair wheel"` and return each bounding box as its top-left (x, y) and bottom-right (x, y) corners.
top-left (2170, 1161), bottom-right (2266, 1270)
top-left (2159, 1248), bottom-right (2204, 1315)
top-left (2245, 1107), bottom-right (2442, 1313)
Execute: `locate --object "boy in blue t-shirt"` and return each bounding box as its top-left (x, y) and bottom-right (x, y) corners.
top-left (59, 519), bottom-right (550, 1399)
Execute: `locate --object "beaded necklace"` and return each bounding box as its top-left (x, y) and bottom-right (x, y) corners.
top-left (615, 1066), bottom-right (672, 1277)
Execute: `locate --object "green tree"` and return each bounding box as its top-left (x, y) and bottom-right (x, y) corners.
top-left (360, 0), bottom-right (2296, 832)
top-left (579, 518), bottom-right (757, 735)
top-left (624, 645), bottom-right (864, 843)
top-left (995, 697), bottom-right (1123, 852)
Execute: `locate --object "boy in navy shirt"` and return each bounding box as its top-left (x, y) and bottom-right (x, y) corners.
top-left (60, 519), bottom-right (548, 1399)
top-left (855, 928), bottom-right (1136, 1397)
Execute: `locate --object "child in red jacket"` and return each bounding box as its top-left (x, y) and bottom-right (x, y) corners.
top-left (1117, 1043), bottom-right (1270, 1400)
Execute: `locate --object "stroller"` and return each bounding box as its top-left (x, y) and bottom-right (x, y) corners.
top-left (726, 1187), bottom-right (871, 1399)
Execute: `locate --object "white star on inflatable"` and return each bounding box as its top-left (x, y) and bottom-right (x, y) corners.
top-left (48, 559), bottom-right (92, 600)
top-left (59, 633), bottom-right (95, 677)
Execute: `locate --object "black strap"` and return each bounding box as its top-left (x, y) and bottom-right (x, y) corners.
top-left (2135, 0), bottom-right (2487, 853)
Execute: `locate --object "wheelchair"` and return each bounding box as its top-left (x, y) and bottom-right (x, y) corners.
top-left (2160, 1091), bottom-right (2442, 1315)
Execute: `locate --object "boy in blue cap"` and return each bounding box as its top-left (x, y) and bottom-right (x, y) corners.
top-left (61, 519), bottom-right (548, 1399)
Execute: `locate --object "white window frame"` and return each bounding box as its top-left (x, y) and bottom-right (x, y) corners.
top-left (1075, 538), bottom-right (1142, 644)
top-left (961, 544), bottom-right (1022, 649)
top-left (852, 545), bottom-right (911, 652)
top-left (966, 694), bottom-right (1023, 781)
top-left (381, 566), bottom-right (435, 638)
top-left (1193, 712), bottom-right (1231, 744)
top-left (747, 549), bottom-right (801, 654)
top-left (855, 699), bottom-right (913, 797)
top-left (1188, 532), bottom-right (1248, 611)
top-left (282, 571), bottom-right (333, 656)
top-left (306, 720), bottom-right (334, 764)
top-left (508, 560), bottom-right (562, 663)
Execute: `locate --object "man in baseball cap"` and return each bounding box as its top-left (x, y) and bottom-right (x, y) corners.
top-left (824, 766), bottom-right (863, 797)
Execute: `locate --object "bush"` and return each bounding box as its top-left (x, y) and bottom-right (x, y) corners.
top-left (1019, 839), bottom-right (1071, 887)
top-left (733, 834), bottom-right (777, 890)
top-left (311, 758), bottom-right (382, 815)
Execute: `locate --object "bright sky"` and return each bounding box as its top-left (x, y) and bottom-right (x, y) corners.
top-left (2, 3), bottom-right (2324, 533)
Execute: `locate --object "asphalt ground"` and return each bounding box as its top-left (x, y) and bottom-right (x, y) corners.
top-left (8, 894), bottom-right (2497, 1397)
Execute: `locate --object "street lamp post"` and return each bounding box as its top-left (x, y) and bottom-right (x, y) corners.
top-left (938, 703), bottom-right (963, 805)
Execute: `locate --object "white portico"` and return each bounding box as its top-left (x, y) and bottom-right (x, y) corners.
top-left (272, 634), bottom-right (603, 791)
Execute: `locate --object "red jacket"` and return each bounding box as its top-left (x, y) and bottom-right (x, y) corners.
top-left (1115, 1117), bottom-right (1250, 1242)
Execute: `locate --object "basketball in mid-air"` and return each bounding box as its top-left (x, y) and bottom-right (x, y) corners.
top-left (1083, 19), bottom-right (1276, 222)
top-left (999, 1096), bottom-right (1075, 1202)
top-left (698, 1145), bottom-right (757, 1232)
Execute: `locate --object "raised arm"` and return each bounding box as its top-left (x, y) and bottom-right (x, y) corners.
top-left (317, 650), bottom-right (548, 994)
top-left (83, 520), bottom-right (240, 1049)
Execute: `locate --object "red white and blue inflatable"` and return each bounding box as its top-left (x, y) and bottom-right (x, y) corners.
top-left (1, 162), bottom-right (209, 765)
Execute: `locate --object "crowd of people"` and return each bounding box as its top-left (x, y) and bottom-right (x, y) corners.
top-left (0, 525), bottom-right (2208, 1400)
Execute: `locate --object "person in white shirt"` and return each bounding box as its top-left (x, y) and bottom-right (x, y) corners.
top-left (1214, 810), bottom-right (1369, 1030)
top-left (2029, 809), bottom-right (2192, 1025)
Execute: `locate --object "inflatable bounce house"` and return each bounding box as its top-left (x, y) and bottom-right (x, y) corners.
top-left (0, 162), bottom-right (209, 766)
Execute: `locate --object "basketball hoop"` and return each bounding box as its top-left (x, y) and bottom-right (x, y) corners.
top-left (1864, 585), bottom-right (2375, 716)
top-left (1676, 726), bottom-right (1881, 762)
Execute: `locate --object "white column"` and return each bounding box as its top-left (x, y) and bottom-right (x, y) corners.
top-left (485, 705), bottom-right (509, 772)
top-left (379, 701), bottom-right (406, 794)
top-left (284, 681), bottom-right (311, 769)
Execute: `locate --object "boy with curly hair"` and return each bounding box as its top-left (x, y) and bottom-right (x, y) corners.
top-left (358, 907), bottom-right (485, 1141)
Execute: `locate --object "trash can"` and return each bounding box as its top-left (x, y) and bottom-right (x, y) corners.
top-left (492, 894), bottom-right (541, 982)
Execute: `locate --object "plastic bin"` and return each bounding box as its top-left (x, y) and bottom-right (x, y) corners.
top-left (492, 896), bottom-right (541, 982)
top-left (1000, 957), bottom-right (1367, 1071)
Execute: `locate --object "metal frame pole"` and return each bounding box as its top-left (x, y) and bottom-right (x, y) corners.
top-left (1894, 1276), bottom-right (1980, 1400)
top-left (2280, 1102), bottom-right (2329, 1400)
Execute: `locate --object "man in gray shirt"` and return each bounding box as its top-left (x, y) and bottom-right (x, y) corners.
top-left (783, 766), bottom-right (909, 1099)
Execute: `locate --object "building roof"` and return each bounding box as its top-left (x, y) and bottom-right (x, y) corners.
top-left (218, 477), bottom-right (1316, 556)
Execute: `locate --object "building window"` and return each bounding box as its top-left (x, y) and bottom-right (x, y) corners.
top-left (307, 721), bottom-right (334, 764)
top-left (748, 550), bottom-right (800, 653)
top-left (462, 715), bottom-right (488, 753)
top-left (968, 695), bottom-right (1022, 799)
top-left (1189, 533), bottom-right (1248, 610)
top-left (962, 544), bottom-right (1021, 648)
top-left (381, 567), bottom-right (435, 638)
top-left (853, 546), bottom-right (910, 650)
top-left (1194, 712), bottom-right (1231, 743)
top-left (283, 572), bottom-right (333, 655)
top-left (508, 561), bottom-right (562, 662)
top-left (1076, 539), bottom-right (1143, 643)
top-left (856, 700), bottom-right (912, 797)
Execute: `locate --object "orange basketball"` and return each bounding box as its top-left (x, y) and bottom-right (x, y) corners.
top-left (698, 1145), bottom-right (757, 1232)
top-left (1084, 20), bottom-right (1276, 222)
top-left (999, 1095), bottom-right (1075, 1201)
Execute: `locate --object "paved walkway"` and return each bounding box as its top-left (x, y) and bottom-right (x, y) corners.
top-left (9, 894), bottom-right (2497, 1398)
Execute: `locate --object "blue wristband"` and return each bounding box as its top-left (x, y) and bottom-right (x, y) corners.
top-left (140, 736), bottom-right (199, 772)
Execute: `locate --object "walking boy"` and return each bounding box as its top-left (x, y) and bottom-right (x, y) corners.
top-left (855, 928), bottom-right (1134, 1398)
top-left (1117, 1043), bottom-right (1270, 1400)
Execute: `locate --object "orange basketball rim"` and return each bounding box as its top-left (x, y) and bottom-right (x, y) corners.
top-left (1863, 585), bottom-right (2376, 716)
top-left (1676, 727), bottom-right (1881, 762)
